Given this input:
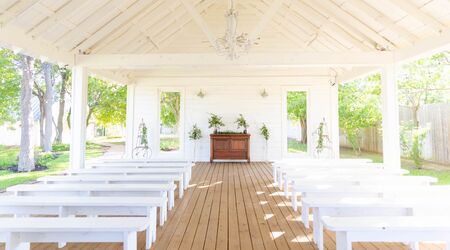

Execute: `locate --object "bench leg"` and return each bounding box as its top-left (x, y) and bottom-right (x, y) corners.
top-left (409, 242), bottom-right (419, 250)
top-left (284, 176), bottom-right (289, 198)
top-left (6, 233), bottom-right (30, 250)
top-left (273, 166), bottom-right (277, 185)
top-left (58, 207), bottom-right (67, 248)
top-left (302, 204), bottom-right (309, 229)
top-left (278, 173), bottom-right (283, 191)
top-left (292, 190), bottom-right (297, 211)
top-left (335, 232), bottom-right (351, 250)
top-left (446, 241), bottom-right (450, 250)
top-left (152, 207), bottom-right (157, 242)
top-left (168, 191), bottom-right (174, 210)
top-left (179, 178), bottom-right (184, 198)
top-left (123, 231), bottom-right (137, 250)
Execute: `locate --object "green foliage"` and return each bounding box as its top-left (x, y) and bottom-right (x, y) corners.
top-left (139, 122), bottom-right (149, 148)
top-left (0, 145), bottom-right (19, 169)
top-left (160, 92), bottom-right (180, 128)
top-left (208, 113), bottom-right (225, 133)
top-left (160, 138), bottom-right (180, 151)
top-left (188, 124), bottom-right (202, 140)
top-left (259, 123), bottom-right (269, 141)
top-left (87, 77), bottom-right (127, 126)
top-left (400, 121), bottom-right (429, 168)
top-left (288, 139), bottom-right (307, 153)
top-left (315, 121), bottom-right (325, 154)
top-left (216, 130), bottom-right (243, 134)
top-left (235, 114), bottom-right (249, 132)
top-left (339, 76), bottom-right (382, 155)
top-left (0, 49), bottom-right (21, 124)
top-left (398, 52), bottom-right (450, 107)
top-left (287, 91), bottom-right (307, 122)
top-left (35, 152), bottom-right (57, 167)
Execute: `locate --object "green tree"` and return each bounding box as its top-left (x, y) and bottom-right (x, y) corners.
top-left (160, 92), bottom-right (180, 129)
top-left (0, 49), bottom-right (21, 124)
top-left (287, 91), bottom-right (307, 143)
top-left (67, 77), bottom-right (127, 127)
top-left (339, 75), bottom-right (382, 155)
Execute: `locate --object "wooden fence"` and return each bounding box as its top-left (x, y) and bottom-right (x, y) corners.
top-left (340, 103), bottom-right (450, 165)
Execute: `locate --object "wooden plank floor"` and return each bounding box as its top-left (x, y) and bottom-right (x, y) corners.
top-left (0, 162), bottom-right (446, 250)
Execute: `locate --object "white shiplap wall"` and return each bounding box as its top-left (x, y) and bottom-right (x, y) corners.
top-left (127, 77), bottom-right (337, 161)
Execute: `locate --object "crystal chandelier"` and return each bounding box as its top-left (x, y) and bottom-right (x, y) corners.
top-left (216, 0), bottom-right (254, 60)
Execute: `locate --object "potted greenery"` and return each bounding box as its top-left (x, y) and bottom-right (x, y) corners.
top-left (235, 114), bottom-right (249, 134)
top-left (188, 124), bottom-right (202, 162)
top-left (208, 113), bottom-right (225, 134)
top-left (314, 118), bottom-right (330, 157)
top-left (259, 123), bottom-right (270, 161)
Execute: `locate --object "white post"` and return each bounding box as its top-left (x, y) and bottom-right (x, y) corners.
top-left (381, 64), bottom-right (401, 168)
top-left (125, 84), bottom-right (136, 158)
top-left (69, 66), bottom-right (88, 169)
top-left (330, 82), bottom-right (340, 158)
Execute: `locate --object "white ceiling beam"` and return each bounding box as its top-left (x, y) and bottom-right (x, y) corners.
top-left (76, 52), bottom-right (394, 69)
top-left (291, 1), bottom-right (370, 51)
top-left (73, 0), bottom-right (156, 53)
top-left (54, 0), bottom-right (132, 49)
top-left (248, 0), bottom-right (286, 42)
top-left (26, 0), bottom-right (87, 37)
top-left (0, 26), bottom-right (73, 65)
top-left (306, 0), bottom-right (395, 49)
top-left (395, 27), bottom-right (450, 63)
top-left (344, 0), bottom-right (418, 43)
top-left (389, 0), bottom-right (446, 34)
top-left (89, 69), bottom-right (134, 85)
top-left (179, 0), bottom-right (218, 51)
top-left (0, 0), bottom-right (40, 25)
top-left (336, 67), bottom-right (379, 83)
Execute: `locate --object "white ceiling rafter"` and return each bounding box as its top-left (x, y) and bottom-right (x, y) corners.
top-left (344, 0), bottom-right (418, 44)
top-left (95, 0), bottom-right (184, 53)
top-left (388, 0), bottom-right (446, 34)
top-left (55, 0), bottom-right (136, 50)
top-left (248, 0), bottom-right (287, 42)
top-left (305, 0), bottom-right (395, 50)
top-left (27, 0), bottom-right (88, 37)
top-left (90, 0), bottom-right (167, 54)
top-left (0, 0), bottom-right (40, 25)
top-left (138, 0), bottom-right (218, 53)
top-left (290, 1), bottom-right (371, 51)
top-left (179, 0), bottom-right (218, 51)
top-left (73, 0), bottom-right (157, 54)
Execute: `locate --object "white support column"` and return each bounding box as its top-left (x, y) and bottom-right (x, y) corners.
top-left (381, 64), bottom-right (401, 168)
top-left (125, 83), bottom-right (136, 158)
top-left (69, 66), bottom-right (88, 169)
top-left (330, 82), bottom-right (340, 158)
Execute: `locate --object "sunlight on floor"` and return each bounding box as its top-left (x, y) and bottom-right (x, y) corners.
top-left (264, 214), bottom-right (274, 220)
top-left (198, 181), bottom-right (222, 189)
top-left (291, 235), bottom-right (311, 243)
top-left (270, 231), bottom-right (285, 240)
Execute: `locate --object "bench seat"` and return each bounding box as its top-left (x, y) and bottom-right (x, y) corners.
top-left (0, 217), bottom-right (148, 250)
top-left (322, 216), bottom-right (450, 250)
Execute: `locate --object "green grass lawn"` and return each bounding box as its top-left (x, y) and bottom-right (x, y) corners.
top-left (0, 143), bottom-right (106, 190)
top-left (160, 137), bottom-right (180, 152)
top-left (340, 147), bottom-right (450, 185)
top-left (288, 138), bottom-right (307, 153)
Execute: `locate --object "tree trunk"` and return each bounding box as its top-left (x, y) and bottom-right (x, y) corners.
top-left (18, 55), bottom-right (35, 172)
top-left (300, 119), bottom-right (307, 144)
top-left (43, 62), bottom-right (53, 152)
top-left (38, 96), bottom-right (45, 148)
top-left (412, 105), bottom-right (420, 128)
top-left (55, 68), bottom-right (68, 143)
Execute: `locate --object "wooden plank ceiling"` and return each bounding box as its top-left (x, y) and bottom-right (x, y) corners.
top-left (0, 0), bottom-right (449, 81)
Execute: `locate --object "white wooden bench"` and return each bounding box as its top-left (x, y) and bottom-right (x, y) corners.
top-left (292, 184), bottom-right (450, 227)
top-left (0, 217), bottom-right (148, 250)
top-left (272, 159), bottom-right (372, 185)
top-left (279, 164), bottom-right (401, 191)
top-left (303, 196), bottom-right (450, 250)
top-left (283, 168), bottom-right (411, 197)
top-left (7, 183), bottom-right (175, 224)
top-left (65, 168), bottom-right (189, 191)
top-left (88, 161), bottom-right (193, 182)
top-left (322, 216), bottom-right (450, 250)
top-left (0, 196), bottom-right (162, 249)
top-left (39, 173), bottom-right (185, 198)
